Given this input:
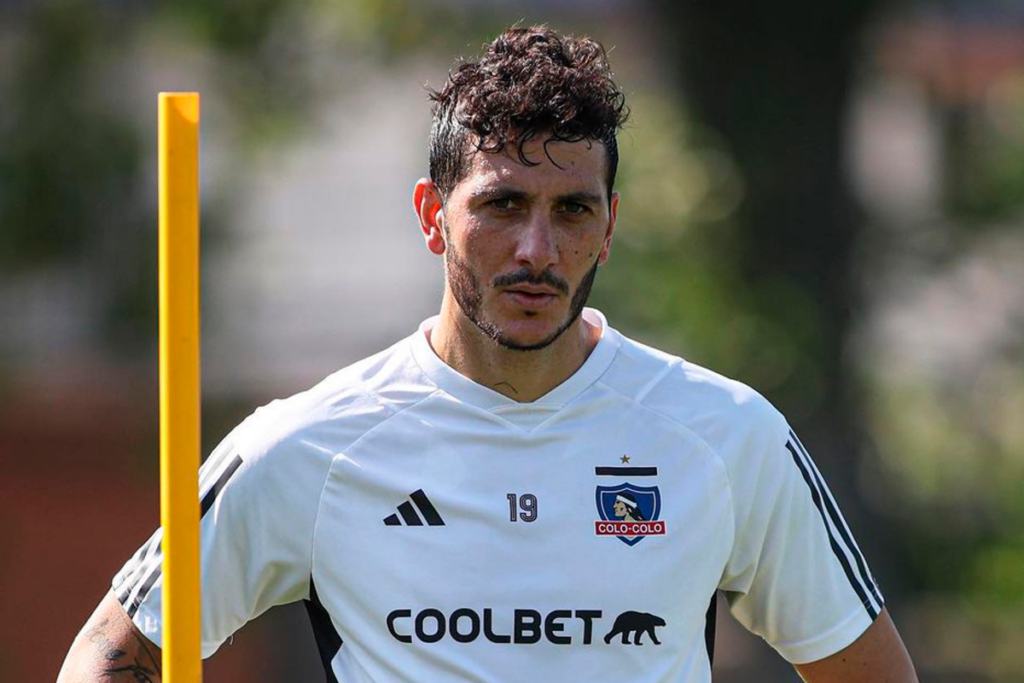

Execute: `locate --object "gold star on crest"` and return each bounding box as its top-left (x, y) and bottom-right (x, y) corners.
top-left (620, 454), bottom-right (631, 464)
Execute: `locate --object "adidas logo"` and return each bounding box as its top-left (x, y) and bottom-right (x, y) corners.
top-left (384, 489), bottom-right (446, 526)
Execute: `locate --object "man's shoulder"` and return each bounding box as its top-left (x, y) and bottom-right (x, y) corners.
top-left (604, 331), bottom-right (788, 455)
top-left (230, 334), bottom-right (435, 460)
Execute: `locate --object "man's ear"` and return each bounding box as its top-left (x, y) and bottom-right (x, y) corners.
top-left (598, 191), bottom-right (619, 265)
top-left (413, 178), bottom-right (446, 255)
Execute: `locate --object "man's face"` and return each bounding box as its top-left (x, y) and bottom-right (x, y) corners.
top-left (432, 136), bottom-right (618, 351)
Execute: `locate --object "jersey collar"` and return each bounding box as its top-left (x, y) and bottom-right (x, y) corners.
top-left (410, 308), bottom-right (621, 412)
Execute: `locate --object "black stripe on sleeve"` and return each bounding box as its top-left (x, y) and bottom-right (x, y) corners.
top-left (304, 579), bottom-right (342, 683)
top-left (121, 536), bottom-right (154, 579)
top-left (786, 441), bottom-right (878, 620)
top-left (116, 583), bottom-right (132, 607)
top-left (118, 530), bottom-right (164, 608)
top-left (200, 455), bottom-right (244, 517)
top-left (115, 535), bottom-right (156, 605)
top-left (410, 489), bottom-right (445, 526)
top-left (127, 554), bottom-right (163, 618)
top-left (791, 431), bottom-right (884, 612)
top-left (197, 443), bottom-right (237, 498)
top-left (127, 454), bottom-right (244, 618)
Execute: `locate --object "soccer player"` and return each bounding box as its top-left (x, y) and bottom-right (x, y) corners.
top-left (59, 26), bottom-right (918, 683)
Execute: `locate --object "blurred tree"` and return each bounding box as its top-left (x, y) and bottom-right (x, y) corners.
top-left (641, 0), bottom-right (898, 573)
top-left (0, 3), bottom-right (157, 349)
top-left (619, 2), bottom-right (1024, 678)
top-left (0, 0), bottom-right (448, 352)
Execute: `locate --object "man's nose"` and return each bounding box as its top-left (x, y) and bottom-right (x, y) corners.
top-left (514, 213), bottom-right (558, 272)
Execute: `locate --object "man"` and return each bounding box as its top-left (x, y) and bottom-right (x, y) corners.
top-left (59, 26), bottom-right (918, 683)
top-left (612, 492), bottom-right (648, 523)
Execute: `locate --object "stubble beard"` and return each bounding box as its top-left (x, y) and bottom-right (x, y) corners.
top-left (445, 242), bottom-right (600, 352)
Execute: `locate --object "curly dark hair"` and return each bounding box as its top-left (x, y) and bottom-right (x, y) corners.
top-left (428, 26), bottom-right (629, 201)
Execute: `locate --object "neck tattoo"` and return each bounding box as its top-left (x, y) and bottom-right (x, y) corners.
top-left (492, 380), bottom-right (520, 395)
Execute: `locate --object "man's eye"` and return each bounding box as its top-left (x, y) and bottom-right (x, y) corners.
top-left (489, 198), bottom-right (517, 210)
top-left (560, 202), bottom-right (588, 215)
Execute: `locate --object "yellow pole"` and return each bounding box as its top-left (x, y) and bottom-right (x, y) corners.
top-left (158, 92), bottom-right (202, 683)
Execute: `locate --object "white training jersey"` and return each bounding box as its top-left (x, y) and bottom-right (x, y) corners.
top-left (112, 308), bottom-right (883, 682)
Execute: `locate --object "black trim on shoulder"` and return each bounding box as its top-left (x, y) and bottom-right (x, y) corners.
top-left (200, 454), bottom-right (244, 517)
top-left (126, 454), bottom-right (245, 618)
top-left (116, 534), bottom-right (158, 607)
top-left (786, 440), bottom-right (879, 620)
top-left (127, 552), bottom-right (163, 618)
top-left (790, 432), bottom-right (884, 611)
top-left (304, 579), bottom-right (342, 683)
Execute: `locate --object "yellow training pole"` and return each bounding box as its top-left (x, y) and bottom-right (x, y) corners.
top-left (158, 92), bottom-right (202, 683)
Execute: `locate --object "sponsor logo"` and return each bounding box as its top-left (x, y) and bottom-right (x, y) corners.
top-left (383, 489), bottom-right (445, 527)
top-left (386, 608), bottom-right (664, 646)
top-left (595, 482), bottom-right (665, 546)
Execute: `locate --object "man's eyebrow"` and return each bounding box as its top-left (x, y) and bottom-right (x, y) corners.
top-left (557, 191), bottom-right (604, 206)
top-left (470, 186), bottom-right (530, 202)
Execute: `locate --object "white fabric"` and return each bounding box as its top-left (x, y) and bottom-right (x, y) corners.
top-left (112, 308), bottom-right (882, 679)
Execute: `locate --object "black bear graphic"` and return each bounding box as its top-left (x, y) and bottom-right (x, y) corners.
top-left (603, 611), bottom-right (665, 645)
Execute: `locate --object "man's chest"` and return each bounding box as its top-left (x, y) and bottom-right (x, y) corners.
top-left (307, 405), bottom-right (732, 664)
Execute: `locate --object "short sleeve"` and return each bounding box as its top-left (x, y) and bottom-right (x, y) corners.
top-left (111, 417), bottom-right (333, 658)
top-left (718, 411), bottom-right (885, 664)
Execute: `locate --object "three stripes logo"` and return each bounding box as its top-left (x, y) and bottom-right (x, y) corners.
top-left (384, 489), bottom-right (445, 527)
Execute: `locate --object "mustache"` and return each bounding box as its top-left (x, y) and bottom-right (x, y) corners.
top-left (492, 268), bottom-right (570, 295)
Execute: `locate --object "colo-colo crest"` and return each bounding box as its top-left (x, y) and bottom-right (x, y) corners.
top-left (595, 482), bottom-right (666, 546)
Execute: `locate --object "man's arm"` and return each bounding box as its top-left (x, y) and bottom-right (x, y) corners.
top-left (794, 607), bottom-right (918, 683)
top-left (57, 591), bottom-right (163, 683)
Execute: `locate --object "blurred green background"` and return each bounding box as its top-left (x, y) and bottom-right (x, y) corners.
top-left (2, 0), bottom-right (1023, 681)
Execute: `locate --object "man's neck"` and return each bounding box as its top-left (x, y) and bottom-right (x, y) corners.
top-left (428, 298), bottom-right (600, 403)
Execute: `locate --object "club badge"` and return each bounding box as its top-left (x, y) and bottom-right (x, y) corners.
top-left (595, 478), bottom-right (666, 546)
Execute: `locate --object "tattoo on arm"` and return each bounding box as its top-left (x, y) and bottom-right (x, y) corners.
top-left (132, 631), bottom-right (161, 675)
top-left (84, 616), bottom-right (163, 682)
top-left (103, 660), bottom-right (158, 682)
top-left (102, 631), bottom-right (162, 682)
top-left (85, 619), bottom-right (126, 662)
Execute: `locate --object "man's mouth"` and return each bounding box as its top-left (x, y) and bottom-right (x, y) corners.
top-left (504, 287), bottom-right (559, 308)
